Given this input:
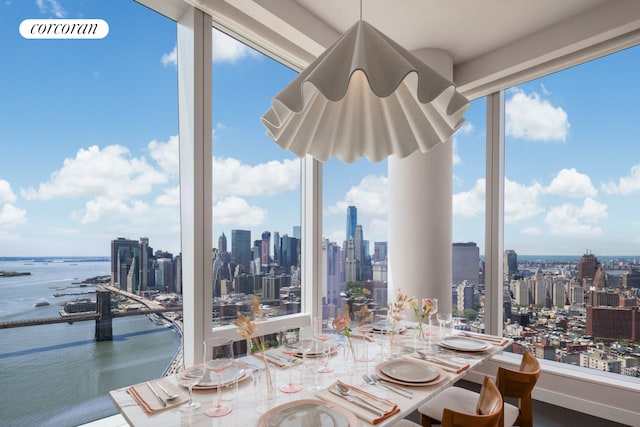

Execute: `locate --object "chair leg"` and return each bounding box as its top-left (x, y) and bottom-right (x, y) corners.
top-left (420, 413), bottom-right (436, 427)
top-left (519, 396), bottom-right (534, 427)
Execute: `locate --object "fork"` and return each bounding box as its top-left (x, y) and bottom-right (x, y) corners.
top-left (363, 374), bottom-right (413, 399)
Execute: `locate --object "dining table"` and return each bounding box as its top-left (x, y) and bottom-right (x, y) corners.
top-left (108, 324), bottom-right (511, 426)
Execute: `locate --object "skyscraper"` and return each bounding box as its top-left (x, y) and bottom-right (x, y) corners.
top-left (578, 251), bottom-right (599, 286)
top-left (452, 242), bottom-right (479, 286)
top-left (346, 205), bottom-right (357, 241)
top-left (261, 231), bottom-right (271, 267)
top-left (231, 229), bottom-right (251, 268)
top-left (218, 232), bottom-right (227, 254)
top-left (504, 249), bottom-right (518, 278)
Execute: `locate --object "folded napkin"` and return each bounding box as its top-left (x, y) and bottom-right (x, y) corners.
top-left (412, 354), bottom-right (470, 374)
top-left (127, 380), bottom-right (188, 413)
top-left (316, 380), bottom-right (400, 425)
top-left (259, 349), bottom-right (303, 368)
top-left (459, 331), bottom-right (509, 346)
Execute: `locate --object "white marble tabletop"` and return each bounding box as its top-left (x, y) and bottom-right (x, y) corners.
top-left (109, 328), bottom-right (510, 427)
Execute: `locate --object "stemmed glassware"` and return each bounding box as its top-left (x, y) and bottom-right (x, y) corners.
top-left (278, 327), bottom-right (302, 393)
top-left (176, 364), bottom-right (206, 412)
top-left (427, 298), bottom-right (439, 351)
top-left (356, 320), bottom-right (373, 363)
top-left (437, 312), bottom-right (452, 337)
top-left (204, 337), bottom-right (234, 417)
top-left (313, 316), bottom-right (334, 374)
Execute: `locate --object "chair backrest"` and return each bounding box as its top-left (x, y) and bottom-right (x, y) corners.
top-left (441, 375), bottom-right (503, 427)
top-left (496, 350), bottom-right (541, 427)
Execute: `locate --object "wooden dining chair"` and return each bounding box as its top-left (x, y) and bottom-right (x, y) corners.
top-left (418, 350), bottom-right (541, 427)
top-left (495, 350), bottom-right (541, 427)
top-left (418, 375), bottom-right (504, 427)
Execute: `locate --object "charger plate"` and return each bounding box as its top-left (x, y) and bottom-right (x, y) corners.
top-left (374, 359), bottom-right (447, 387)
top-left (439, 336), bottom-right (489, 352)
top-left (257, 399), bottom-right (358, 427)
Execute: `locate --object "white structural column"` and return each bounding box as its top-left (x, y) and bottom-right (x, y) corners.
top-left (178, 7), bottom-right (213, 365)
top-left (388, 49), bottom-right (454, 313)
top-left (484, 92), bottom-right (505, 335)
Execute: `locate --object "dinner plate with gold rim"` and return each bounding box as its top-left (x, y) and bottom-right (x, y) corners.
top-left (378, 359), bottom-right (439, 383)
top-left (439, 336), bottom-right (489, 352)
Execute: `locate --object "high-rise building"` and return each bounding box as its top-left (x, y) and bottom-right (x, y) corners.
top-left (374, 242), bottom-right (388, 262)
top-left (456, 281), bottom-right (475, 312)
top-left (355, 224), bottom-right (364, 280)
top-left (280, 234), bottom-right (299, 273)
top-left (231, 229), bottom-right (251, 268)
top-left (578, 251), bottom-right (599, 285)
top-left (292, 226), bottom-right (301, 239)
top-left (261, 231), bottom-right (271, 267)
top-left (273, 231), bottom-right (281, 266)
top-left (504, 249), bottom-right (518, 278)
top-left (218, 232), bottom-right (227, 254)
top-left (346, 205), bottom-right (357, 241)
top-left (452, 242), bottom-right (479, 286)
top-left (110, 237), bottom-right (140, 292)
top-left (344, 237), bottom-right (358, 283)
top-left (322, 239), bottom-right (342, 309)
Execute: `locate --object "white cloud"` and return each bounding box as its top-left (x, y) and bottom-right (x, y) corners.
top-left (453, 178), bottom-right (485, 218)
top-left (155, 186), bottom-right (179, 207)
top-left (521, 227), bottom-right (541, 235)
top-left (546, 168), bottom-right (597, 198)
top-left (213, 196), bottom-right (266, 226)
top-left (79, 197), bottom-right (150, 224)
top-left (148, 135), bottom-right (179, 176)
top-left (545, 197), bottom-right (607, 236)
top-left (505, 178), bottom-right (545, 223)
top-left (506, 87), bottom-right (569, 142)
top-left (22, 145), bottom-right (167, 201)
top-left (452, 122), bottom-right (473, 166)
top-left (161, 31), bottom-right (259, 67)
top-left (0, 203), bottom-right (27, 228)
top-left (213, 157), bottom-right (299, 198)
top-left (212, 30), bottom-right (259, 63)
top-left (161, 46), bottom-right (176, 67)
top-left (325, 175), bottom-right (388, 217)
top-left (601, 164), bottom-right (640, 195)
top-left (36, 0), bottom-right (65, 17)
top-left (0, 179), bottom-right (17, 203)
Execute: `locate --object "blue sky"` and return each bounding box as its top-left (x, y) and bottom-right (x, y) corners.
top-left (1, 0), bottom-right (639, 257)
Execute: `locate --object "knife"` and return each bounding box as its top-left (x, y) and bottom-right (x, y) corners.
top-left (328, 388), bottom-right (383, 416)
top-left (146, 381), bottom-right (166, 407)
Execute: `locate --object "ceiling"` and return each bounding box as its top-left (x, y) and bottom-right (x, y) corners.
top-left (139, 0), bottom-right (640, 98)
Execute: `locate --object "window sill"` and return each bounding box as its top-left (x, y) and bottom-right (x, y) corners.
top-left (465, 352), bottom-right (640, 426)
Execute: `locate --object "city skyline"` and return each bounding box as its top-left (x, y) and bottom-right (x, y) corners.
top-left (2, 0), bottom-right (640, 257)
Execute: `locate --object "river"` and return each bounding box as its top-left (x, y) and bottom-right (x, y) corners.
top-left (0, 257), bottom-right (181, 427)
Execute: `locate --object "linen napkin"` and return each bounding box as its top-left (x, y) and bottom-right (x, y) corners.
top-left (412, 354), bottom-right (470, 374)
top-left (459, 331), bottom-right (510, 346)
top-left (316, 380), bottom-right (400, 425)
top-left (127, 380), bottom-right (188, 413)
top-left (258, 349), bottom-right (303, 368)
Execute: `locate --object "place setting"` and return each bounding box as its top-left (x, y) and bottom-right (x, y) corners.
top-left (373, 357), bottom-right (448, 387)
top-left (126, 378), bottom-right (190, 414)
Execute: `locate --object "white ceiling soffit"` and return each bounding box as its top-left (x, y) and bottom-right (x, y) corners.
top-left (138, 0), bottom-right (640, 99)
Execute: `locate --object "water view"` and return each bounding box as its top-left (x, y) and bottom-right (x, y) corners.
top-left (0, 257), bottom-right (181, 427)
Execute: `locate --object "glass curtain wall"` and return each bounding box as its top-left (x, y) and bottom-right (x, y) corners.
top-left (502, 45), bottom-right (640, 378)
top-left (0, 1), bottom-right (179, 425)
top-left (210, 28), bottom-right (302, 328)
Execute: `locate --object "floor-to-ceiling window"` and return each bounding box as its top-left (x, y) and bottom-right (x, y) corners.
top-left (501, 45), bottom-right (640, 378)
top-left (208, 28), bottom-right (302, 326)
top-left (0, 1), bottom-right (179, 425)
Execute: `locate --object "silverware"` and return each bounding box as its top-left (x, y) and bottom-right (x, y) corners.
top-left (156, 382), bottom-right (179, 400)
top-left (363, 374), bottom-right (413, 399)
top-left (329, 385), bottom-right (383, 416)
top-left (146, 381), bottom-right (166, 407)
top-left (369, 374), bottom-right (415, 397)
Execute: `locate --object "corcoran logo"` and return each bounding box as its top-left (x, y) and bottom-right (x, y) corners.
top-left (20, 19), bottom-right (109, 39)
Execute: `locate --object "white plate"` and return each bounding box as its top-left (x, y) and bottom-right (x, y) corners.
top-left (257, 399), bottom-right (358, 427)
top-left (192, 366), bottom-right (246, 390)
top-left (439, 336), bottom-right (489, 352)
top-left (378, 359), bottom-right (439, 383)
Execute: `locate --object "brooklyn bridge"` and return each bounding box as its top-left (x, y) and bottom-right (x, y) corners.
top-left (0, 285), bottom-right (182, 341)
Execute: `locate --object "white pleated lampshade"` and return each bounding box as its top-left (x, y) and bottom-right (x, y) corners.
top-left (262, 20), bottom-right (470, 163)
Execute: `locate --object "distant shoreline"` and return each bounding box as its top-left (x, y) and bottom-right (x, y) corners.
top-left (0, 271), bottom-right (31, 277)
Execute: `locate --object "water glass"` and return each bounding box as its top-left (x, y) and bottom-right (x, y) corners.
top-left (176, 364), bottom-right (205, 412)
top-left (437, 312), bottom-right (452, 337)
top-left (204, 337), bottom-right (234, 417)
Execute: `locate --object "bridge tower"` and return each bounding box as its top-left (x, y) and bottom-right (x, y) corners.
top-left (95, 289), bottom-right (113, 341)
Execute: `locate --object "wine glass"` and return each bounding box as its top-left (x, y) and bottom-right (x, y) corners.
top-left (427, 299), bottom-right (438, 351)
top-left (356, 320), bottom-right (373, 362)
top-left (313, 316), bottom-right (333, 374)
top-left (278, 327), bottom-right (302, 393)
top-left (437, 312), bottom-right (452, 337)
top-left (176, 364), bottom-right (205, 412)
top-left (204, 337), bottom-right (234, 417)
